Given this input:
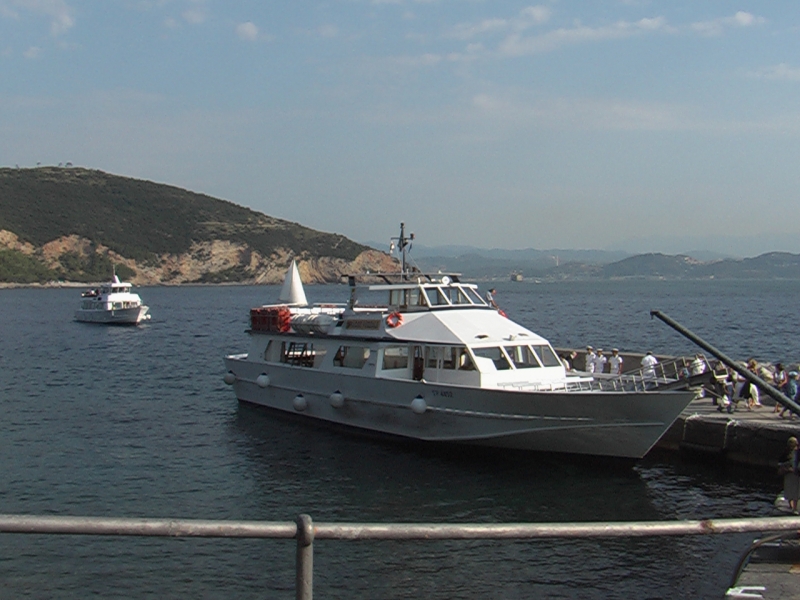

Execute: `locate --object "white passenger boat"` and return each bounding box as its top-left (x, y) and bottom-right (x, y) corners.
top-left (223, 225), bottom-right (695, 459)
top-left (75, 274), bottom-right (150, 325)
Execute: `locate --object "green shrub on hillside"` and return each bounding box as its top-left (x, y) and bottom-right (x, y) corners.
top-left (0, 249), bottom-right (58, 283)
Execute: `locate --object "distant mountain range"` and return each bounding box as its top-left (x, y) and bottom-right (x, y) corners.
top-left (366, 241), bottom-right (800, 281)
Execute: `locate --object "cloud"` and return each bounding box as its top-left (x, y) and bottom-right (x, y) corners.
top-left (317, 24), bottom-right (339, 39)
top-left (23, 45), bottom-right (41, 58)
top-left (1, 0), bottom-right (74, 35)
top-left (498, 16), bottom-right (668, 57)
top-left (235, 21), bottom-right (259, 41)
top-left (468, 91), bottom-right (800, 136)
top-left (470, 92), bottom-right (694, 132)
top-left (750, 63), bottom-right (800, 82)
top-left (182, 7), bottom-right (206, 25)
top-left (448, 5), bottom-right (551, 40)
top-left (690, 11), bottom-right (765, 37)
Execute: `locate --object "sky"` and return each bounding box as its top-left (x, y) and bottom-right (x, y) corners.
top-left (2, 1), bottom-right (800, 257)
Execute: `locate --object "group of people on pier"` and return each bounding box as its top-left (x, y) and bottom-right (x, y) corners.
top-left (705, 358), bottom-right (800, 416)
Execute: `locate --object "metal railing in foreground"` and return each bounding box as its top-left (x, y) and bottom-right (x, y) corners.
top-left (2, 513), bottom-right (798, 599)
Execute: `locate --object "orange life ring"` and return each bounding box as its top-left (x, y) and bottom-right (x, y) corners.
top-left (385, 312), bottom-right (403, 328)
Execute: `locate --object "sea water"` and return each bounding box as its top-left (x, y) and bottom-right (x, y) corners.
top-left (0, 279), bottom-right (797, 599)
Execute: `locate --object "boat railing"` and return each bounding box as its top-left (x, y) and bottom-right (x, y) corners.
top-left (2, 512), bottom-right (799, 599)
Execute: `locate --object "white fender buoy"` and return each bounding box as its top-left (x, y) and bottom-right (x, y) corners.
top-left (223, 371), bottom-right (236, 385)
top-left (410, 395), bottom-right (427, 414)
top-left (330, 391), bottom-right (344, 408)
top-left (256, 374), bottom-right (270, 388)
top-left (293, 394), bottom-right (307, 412)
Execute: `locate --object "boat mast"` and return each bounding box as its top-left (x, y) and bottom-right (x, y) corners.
top-left (391, 222), bottom-right (414, 281)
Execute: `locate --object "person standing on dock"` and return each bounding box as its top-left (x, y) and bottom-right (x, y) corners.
top-left (779, 437), bottom-right (800, 514)
top-left (780, 372), bottom-right (799, 419)
top-left (609, 349), bottom-right (623, 375)
top-left (740, 364), bottom-right (762, 410)
top-left (774, 363), bottom-right (788, 413)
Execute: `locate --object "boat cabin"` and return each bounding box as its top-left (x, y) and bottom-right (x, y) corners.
top-left (247, 274), bottom-right (573, 391)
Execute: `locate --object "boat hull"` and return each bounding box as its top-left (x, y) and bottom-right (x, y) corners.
top-left (224, 355), bottom-right (695, 459)
top-left (75, 305), bottom-right (150, 325)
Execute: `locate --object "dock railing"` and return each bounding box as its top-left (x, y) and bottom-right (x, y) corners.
top-left (3, 513), bottom-right (800, 599)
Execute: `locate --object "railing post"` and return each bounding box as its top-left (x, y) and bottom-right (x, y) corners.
top-left (295, 514), bottom-right (314, 600)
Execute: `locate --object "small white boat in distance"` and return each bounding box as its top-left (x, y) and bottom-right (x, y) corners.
top-left (75, 275), bottom-right (150, 325)
top-left (223, 225), bottom-right (696, 459)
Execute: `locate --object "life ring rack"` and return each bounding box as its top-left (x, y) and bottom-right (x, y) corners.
top-left (385, 312), bottom-right (403, 328)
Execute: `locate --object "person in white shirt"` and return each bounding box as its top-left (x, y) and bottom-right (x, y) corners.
top-left (485, 288), bottom-right (498, 309)
top-left (594, 349), bottom-right (607, 374)
top-left (641, 351), bottom-right (658, 379)
top-left (609, 348), bottom-right (623, 375)
top-left (585, 346), bottom-right (597, 373)
top-left (690, 354), bottom-right (707, 375)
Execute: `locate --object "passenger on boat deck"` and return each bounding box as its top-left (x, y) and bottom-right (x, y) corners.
top-left (594, 349), bottom-right (607, 374)
top-left (609, 349), bottom-right (623, 375)
top-left (690, 354), bottom-right (707, 375)
top-left (640, 351), bottom-right (658, 379)
top-left (585, 346), bottom-right (597, 373)
top-left (485, 288), bottom-right (499, 309)
top-left (560, 351), bottom-right (578, 372)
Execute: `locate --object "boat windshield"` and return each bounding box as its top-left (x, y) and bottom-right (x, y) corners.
top-left (471, 344), bottom-right (562, 371)
top-left (383, 284), bottom-right (485, 308)
top-left (531, 344), bottom-right (562, 367)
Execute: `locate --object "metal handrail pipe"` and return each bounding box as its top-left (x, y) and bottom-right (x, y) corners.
top-left (313, 517), bottom-right (800, 539)
top-left (3, 514), bottom-right (800, 539)
top-left (0, 514), bottom-right (297, 538)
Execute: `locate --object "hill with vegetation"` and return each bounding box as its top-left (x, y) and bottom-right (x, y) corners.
top-left (0, 167), bottom-right (395, 284)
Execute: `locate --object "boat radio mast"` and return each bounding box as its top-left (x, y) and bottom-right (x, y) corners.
top-left (390, 222), bottom-right (414, 280)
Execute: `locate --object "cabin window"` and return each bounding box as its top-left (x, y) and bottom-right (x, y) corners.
top-left (457, 348), bottom-right (475, 370)
top-left (334, 345), bottom-right (370, 369)
top-left (472, 347), bottom-right (512, 370)
top-left (464, 288), bottom-right (485, 305)
top-left (280, 341), bottom-right (316, 367)
top-left (388, 288), bottom-right (422, 308)
top-left (425, 287), bottom-right (450, 306)
top-left (531, 344), bottom-right (562, 367)
top-left (444, 287), bottom-right (471, 305)
top-left (382, 346), bottom-right (409, 370)
top-left (425, 346), bottom-right (442, 369)
top-left (421, 346), bottom-right (464, 370)
top-left (504, 345), bottom-right (541, 369)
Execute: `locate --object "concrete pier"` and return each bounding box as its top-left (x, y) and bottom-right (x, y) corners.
top-left (655, 395), bottom-right (800, 469)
